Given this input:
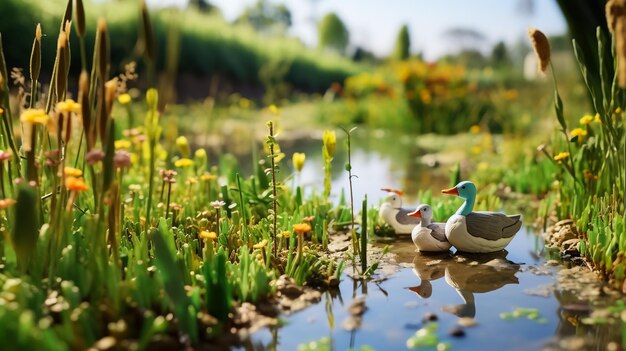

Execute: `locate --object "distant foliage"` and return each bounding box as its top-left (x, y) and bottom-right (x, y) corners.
top-left (318, 13), bottom-right (349, 55)
top-left (235, 0), bottom-right (292, 34)
top-left (392, 24), bottom-right (410, 60)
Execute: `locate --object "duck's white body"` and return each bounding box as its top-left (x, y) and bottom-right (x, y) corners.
top-left (412, 223), bottom-right (452, 252)
top-left (445, 214), bottom-right (516, 253)
top-left (379, 194), bottom-right (420, 235)
top-left (408, 204), bottom-right (451, 252)
top-left (442, 182), bottom-right (522, 253)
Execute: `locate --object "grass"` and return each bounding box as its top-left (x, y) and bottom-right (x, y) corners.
top-left (526, 27), bottom-right (625, 287)
top-left (0, 1), bottom-right (370, 348)
top-left (0, 0), bottom-right (363, 95)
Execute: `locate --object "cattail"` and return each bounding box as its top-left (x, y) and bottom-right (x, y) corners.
top-left (56, 31), bottom-right (68, 100)
top-left (29, 24), bottom-right (42, 82)
top-left (97, 19), bottom-right (109, 81)
top-left (606, 0), bottom-right (625, 33)
top-left (78, 70), bottom-right (92, 148)
top-left (0, 34), bottom-right (8, 97)
top-left (61, 0), bottom-right (73, 33)
top-left (74, 0), bottom-right (86, 38)
top-left (140, 0), bottom-right (155, 62)
top-left (607, 0), bottom-right (626, 87)
top-left (528, 28), bottom-right (551, 74)
top-left (104, 78), bottom-right (118, 118)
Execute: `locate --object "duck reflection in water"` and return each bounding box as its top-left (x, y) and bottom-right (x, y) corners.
top-left (407, 252), bottom-right (452, 298)
top-left (407, 251), bottom-right (520, 318)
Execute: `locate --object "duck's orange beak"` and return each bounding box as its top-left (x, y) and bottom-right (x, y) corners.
top-left (441, 187), bottom-right (459, 196)
top-left (408, 210), bottom-right (421, 218)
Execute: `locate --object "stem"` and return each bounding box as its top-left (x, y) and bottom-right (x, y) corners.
top-left (146, 140), bottom-right (156, 228)
top-left (269, 122), bottom-right (278, 258)
top-left (165, 181), bottom-right (172, 220)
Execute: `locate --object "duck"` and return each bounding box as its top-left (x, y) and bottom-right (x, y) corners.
top-left (378, 188), bottom-right (420, 235)
top-left (441, 181), bottom-right (522, 253)
top-left (407, 204), bottom-right (451, 252)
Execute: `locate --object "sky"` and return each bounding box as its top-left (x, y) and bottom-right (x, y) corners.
top-left (147, 0), bottom-right (567, 60)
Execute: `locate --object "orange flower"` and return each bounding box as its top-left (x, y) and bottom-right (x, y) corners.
top-left (0, 198), bottom-right (16, 209)
top-left (293, 223), bottom-right (312, 234)
top-left (65, 176), bottom-right (89, 192)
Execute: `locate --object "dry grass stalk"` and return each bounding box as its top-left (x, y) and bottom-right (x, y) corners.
top-left (528, 28), bottom-right (551, 74)
top-left (74, 0), bottom-right (86, 38)
top-left (30, 24), bottom-right (42, 82)
top-left (78, 70), bottom-right (93, 149)
top-left (97, 19), bottom-right (109, 81)
top-left (607, 0), bottom-right (626, 87)
top-left (55, 32), bottom-right (68, 101)
top-left (140, 0), bottom-right (155, 62)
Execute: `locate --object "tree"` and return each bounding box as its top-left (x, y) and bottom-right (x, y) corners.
top-left (317, 13), bottom-right (349, 54)
top-left (491, 41), bottom-right (510, 67)
top-left (392, 24), bottom-right (410, 60)
top-left (236, 0), bottom-right (292, 34)
top-left (188, 0), bottom-right (217, 13)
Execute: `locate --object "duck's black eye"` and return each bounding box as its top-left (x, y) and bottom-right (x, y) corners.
top-left (461, 186), bottom-right (466, 189)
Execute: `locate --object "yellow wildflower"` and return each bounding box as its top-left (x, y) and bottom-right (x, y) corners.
top-left (201, 173), bottom-right (217, 182)
top-left (56, 99), bottom-right (81, 113)
top-left (579, 114), bottom-right (594, 125)
top-left (117, 93), bottom-right (132, 105)
top-left (0, 107), bottom-right (4, 114)
top-left (594, 113), bottom-right (601, 123)
top-left (469, 125), bottom-right (481, 134)
top-left (115, 140), bottom-right (132, 150)
top-left (239, 98), bottom-right (251, 109)
top-left (292, 152), bottom-right (306, 172)
top-left (253, 239), bottom-right (268, 249)
top-left (281, 231), bottom-right (291, 239)
top-left (293, 223), bottom-right (312, 234)
top-left (64, 167), bottom-right (83, 177)
top-left (0, 198), bottom-right (16, 209)
top-left (570, 128), bottom-right (587, 142)
top-left (174, 158), bottom-right (194, 168)
top-left (20, 108), bottom-right (49, 124)
top-left (65, 176), bottom-right (89, 192)
top-left (553, 152), bottom-right (570, 162)
top-left (322, 130), bottom-right (336, 158)
top-left (199, 231), bottom-right (218, 241)
top-left (420, 89), bottom-right (432, 104)
top-left (176, 136), bottom-right (190, 158)
top-left (267, 104), bottom-right (279, 115)
top-left (616, 107), bottom-right (622, 114)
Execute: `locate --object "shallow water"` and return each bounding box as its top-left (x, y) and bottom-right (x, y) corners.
top-left (217, 129), bottom-right (623, 350)
top-left (242, 228), bottom-right (622, 350)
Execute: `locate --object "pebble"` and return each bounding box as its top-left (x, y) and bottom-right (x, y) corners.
top-left (422, 312), bottom-right (438, 322)
top-left (448, 326), bottom-right (465, 337)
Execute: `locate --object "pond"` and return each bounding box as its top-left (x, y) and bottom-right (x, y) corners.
top-left (204, 127), bottom-right (623, 350)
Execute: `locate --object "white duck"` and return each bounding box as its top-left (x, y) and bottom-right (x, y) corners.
top-left (407, 204), bottom-right (451, 252)
top-left (441, 181), bottom-right (522, 253)
top-left (378, 188), bottom-right (420, 235)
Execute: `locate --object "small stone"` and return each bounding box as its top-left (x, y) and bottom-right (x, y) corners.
top-left (545, 260), bottom-right (560, 266)
top-left (422, 312), bottom-right (438, 322)
top-left (448, 326), bottom-right (465, 337)
top-left (94, 336), bottom-right (116, 350)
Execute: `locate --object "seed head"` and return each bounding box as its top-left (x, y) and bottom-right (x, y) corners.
top-left (527, 28), bottom-right (551, 74)
top-left (30, 24), bottom-right (42, 82)
top-left (74, 0), bottom-right (86, 38)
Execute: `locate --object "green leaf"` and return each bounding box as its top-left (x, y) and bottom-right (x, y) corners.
top-left (11, 183), bottom-right (41, 270)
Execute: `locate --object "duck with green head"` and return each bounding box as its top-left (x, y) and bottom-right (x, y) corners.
top-left (441, 181), bottom-right (521, 253)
